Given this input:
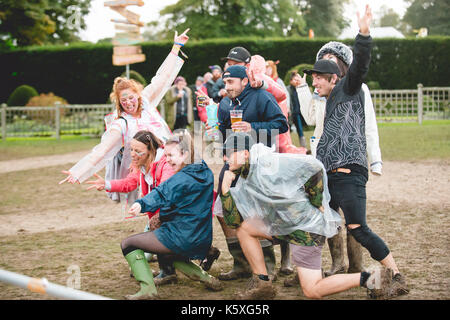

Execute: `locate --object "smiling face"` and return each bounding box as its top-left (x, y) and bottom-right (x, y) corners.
top-left (224, 77), bottom-right (248, 99)
top-left (164, 143), bottom-right (189, 173)
top-left (119, 88), bottom-right (140, 116)
top-left (312, 73), bottom-right (336, 98)
top-left (130, 139), bottom-right (149, 168)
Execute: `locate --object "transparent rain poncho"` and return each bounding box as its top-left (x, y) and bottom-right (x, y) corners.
top-left (229, 144), bottom-right (341, 238)
top-left (68, 51), bottom-right (183, 204)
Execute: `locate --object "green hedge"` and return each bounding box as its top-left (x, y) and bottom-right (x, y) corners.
top-left (1, 36), bottom-right (449, 104)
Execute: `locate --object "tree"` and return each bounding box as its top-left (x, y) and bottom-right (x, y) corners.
top-left (45, 0), bottom-right (92, 44)
top-left (295, 0), bottom-right (350, 37)
top-left (147, 0), bottom-right (306, 40)
top-left (402, 0), bottom-right (450, 35)
top-left (0, 0), bottom-right (56, 47)
top-left (0, 0), bottom-right (92, 47)
top-left (374, 5), bottom-right (401, 28)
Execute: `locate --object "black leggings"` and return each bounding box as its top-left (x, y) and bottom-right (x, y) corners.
top-left (121, 231), bottom-right (173, 256)
top-left (328, 171), bottom-right (390, 261)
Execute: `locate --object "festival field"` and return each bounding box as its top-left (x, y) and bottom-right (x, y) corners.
top-left (0, 122), bottom-right (449, 300)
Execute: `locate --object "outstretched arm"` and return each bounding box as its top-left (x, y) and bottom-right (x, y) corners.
top-left (140, 28), bottom-right (190, 109)
top-left (344, 5), bottom-right (373, 96)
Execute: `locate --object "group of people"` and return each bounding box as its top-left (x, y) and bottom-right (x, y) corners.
top-left (160, 48), bottom-right (309, 151)
top-left (59, 5), bottom-right (409, 300)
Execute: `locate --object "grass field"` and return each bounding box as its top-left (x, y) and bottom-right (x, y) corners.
top-left (0, 120), bottom-right (449, 301)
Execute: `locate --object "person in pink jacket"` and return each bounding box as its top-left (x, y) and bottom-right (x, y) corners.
top-left (86, 130), bottom-right (174, 224)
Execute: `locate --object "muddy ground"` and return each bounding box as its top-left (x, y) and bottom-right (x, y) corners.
top-left (0, 152), bottom-right (448, 300)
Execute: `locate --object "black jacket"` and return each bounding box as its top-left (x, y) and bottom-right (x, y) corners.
top-left (316, 33), bottom-right (372, 172)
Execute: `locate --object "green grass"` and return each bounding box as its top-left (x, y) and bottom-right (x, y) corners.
top-left (1, 120), bottom-right (449, 162)
top-left (0, 135), bottom-right (99, 161)
top-left (291, 120), bottom-right (450, 161)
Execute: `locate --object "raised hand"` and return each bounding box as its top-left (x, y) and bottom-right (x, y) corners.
top-left (85, 173), bottom-right (106, 191)
top-left (174, 28), bottom-right (190, 46)
top-left (246, 68), bottom-right (263, 88)
top-left (357, 4), bottom-right (372, 35)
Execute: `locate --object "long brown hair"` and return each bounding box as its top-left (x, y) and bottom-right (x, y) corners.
top-left (133, 130), bottom-right (163, 166)
top-left (110, 77), bottom-right (144, 117)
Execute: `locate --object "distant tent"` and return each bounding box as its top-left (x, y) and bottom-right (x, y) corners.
top-left (338, 27), bottom-right (405, 39)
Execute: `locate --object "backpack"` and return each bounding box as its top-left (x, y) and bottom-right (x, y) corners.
top-left (104, 113), bottom-right (138, 204)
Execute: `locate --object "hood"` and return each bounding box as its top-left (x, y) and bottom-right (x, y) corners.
top-left (180, 160), bottom-right (211, 184)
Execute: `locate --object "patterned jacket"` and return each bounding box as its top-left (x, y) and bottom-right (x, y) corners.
top-left (316, 33), bottom-right (373, 172)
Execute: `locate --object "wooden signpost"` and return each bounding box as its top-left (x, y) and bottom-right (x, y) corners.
top-left (105, 0), bottom-right (146, 75)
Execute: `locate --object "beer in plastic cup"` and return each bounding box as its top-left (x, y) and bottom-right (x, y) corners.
top-left (230, 109), bottom-right (243, 132)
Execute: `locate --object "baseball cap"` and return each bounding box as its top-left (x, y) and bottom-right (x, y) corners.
top-left (222, 65), bottom-right (248, 80)
top-left (209, 65), bottom-right (222, 73)
top-left (221, 132), bottom-right (255, 156)
top-left (303, 59), bottom-right (341, 77)
top-left (222, 47), bottom-right (251, 64)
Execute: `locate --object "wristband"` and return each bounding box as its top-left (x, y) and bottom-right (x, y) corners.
top-left (174, 42), bottom-right (184, 47)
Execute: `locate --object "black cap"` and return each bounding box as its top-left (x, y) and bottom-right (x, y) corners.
top-left (221, 132), bottom-right (255, 156)
top-left (222, 47), bottom-right (251, 64)
top-left (303, 59), bottom-right (341, 77)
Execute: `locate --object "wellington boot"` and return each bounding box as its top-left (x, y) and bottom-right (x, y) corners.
top-left (347, 232), bottom-right (363, 273)
top-left (324, 229), bottom-right (347, 277)
top-left (283, 272), bottom-right (299, 287)
top-left (173, 260), bottom-right (223, 291)
top-left (124, 249), bottom-right (159, 300)
top-left (219, 238), bottom-right (252, 281)
top-left (262, 243), bottom-right (277, 281)
top-left (279, 242), bottom-right (294, 275)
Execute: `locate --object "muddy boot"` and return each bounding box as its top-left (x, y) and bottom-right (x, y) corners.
top-left (261, 241), bottom-right (277, 281)
top-left (361, 266), bottom-right (394, 300)
top-left (324, 229), bottom-right (347, 277)
top-left (283, 272), bottom-right (299, 287)
top-left (173, 260), bottom-right (223, 291)
top-left (347, 231), bottom-right (363, 273)
top-left (124, 249), bottom-right (159, 300)
top-left (279, 242), bottom-right (294, 275)
top-left (200, 246), bottom-right (221, 271)
top-left (388, 273), bottom-right (410, 298)
top-left (237, 274), bottom-right (277, 300)
top-left (153, 254), bottom-right (178, 286)
top-left (219, 237), bottom-right (252, 281)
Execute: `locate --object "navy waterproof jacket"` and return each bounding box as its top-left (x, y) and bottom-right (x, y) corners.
top-left (135, 160), bottom-right (214, 260)
top-left (218, 83), bottom-right (288, 146)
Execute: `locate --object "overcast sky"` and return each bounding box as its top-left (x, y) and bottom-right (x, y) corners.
top-left (79, 0), bottom-right (409, 43)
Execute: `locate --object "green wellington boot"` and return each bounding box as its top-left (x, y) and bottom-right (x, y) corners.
top-left (279, 242), bottom-right (294, 275)
top-left (124, 249), bottom-right (159, 300)
top-left (173, 260), bottom-right (223, 291)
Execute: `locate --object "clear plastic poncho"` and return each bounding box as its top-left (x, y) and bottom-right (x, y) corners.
top-left (229, 143), bottom-right (341, 238)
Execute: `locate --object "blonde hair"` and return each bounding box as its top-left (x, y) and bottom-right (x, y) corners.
top-left (165, 130), bottom-right (194, 164)
top-left (110, 77), bottom-right (144, 117)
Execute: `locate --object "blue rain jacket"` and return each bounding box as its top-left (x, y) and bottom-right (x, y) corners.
top-left (135, 160), bottom-right (214, 260)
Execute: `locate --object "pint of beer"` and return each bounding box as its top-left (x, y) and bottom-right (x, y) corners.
top-left (230, 109), bottom-right (243, 132)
